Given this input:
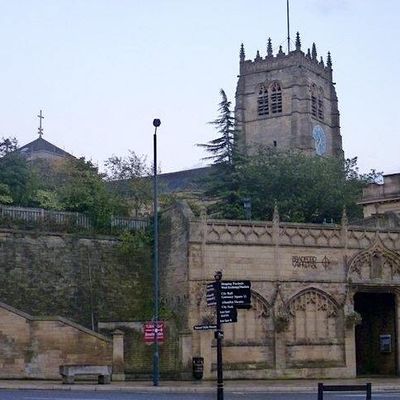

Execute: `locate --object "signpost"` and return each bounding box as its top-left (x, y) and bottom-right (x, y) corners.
top-left (195, 273), bottom-right (252, 400)
top-left (214, 271), bottom-right (224, 400)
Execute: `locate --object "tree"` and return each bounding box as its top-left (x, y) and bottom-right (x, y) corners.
top-left (0, 183), bottom-right (13, 204)
top-left (197, 89), bottom-right (245, 218)
top-left (104, 151), bottom-right (153, 217)
top-left (104, 151), bottom-right (150, 181)
top-left (198, 89), bottom-right (237, 165)
top-left (205, 148), bottom-right (380, 223)
top-left (0, 152), bottom-right (37, 206)
top-left (0, 137), bottom-right (37, 205)
top-left (55, 158), bottom-right (126, 228)
top-left (0, 136), bottom-right (18, 157)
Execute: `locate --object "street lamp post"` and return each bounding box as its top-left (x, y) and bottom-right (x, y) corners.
top-left (152, 118), bottom-right (161, 386)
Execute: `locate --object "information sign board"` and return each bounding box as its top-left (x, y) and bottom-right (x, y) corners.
top-left (144, 321), bottom-right (165, 344)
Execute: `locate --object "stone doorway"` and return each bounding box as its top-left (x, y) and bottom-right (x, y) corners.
top-left (354, 292), bottom-right (397, 375)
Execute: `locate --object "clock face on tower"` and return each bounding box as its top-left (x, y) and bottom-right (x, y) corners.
top-left (312, 125), bottom-right (327, 156)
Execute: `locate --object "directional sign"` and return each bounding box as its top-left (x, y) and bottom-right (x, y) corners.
top-left (207, 280), bottom-right (252, 309)
top-left (220, 307), bottom-right (237, 323)
top-left (193, 324), bottom-right (217, 331)
top-left (221, 281), bottom-right (251, 290)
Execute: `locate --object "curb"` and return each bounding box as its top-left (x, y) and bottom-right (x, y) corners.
top-left (0, 383), bottom-right (399, 394)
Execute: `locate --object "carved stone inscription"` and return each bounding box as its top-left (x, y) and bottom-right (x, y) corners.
top-left (292, 256), bottom-right (330, 269)
top-left (292, 256), bottom-right (317, 269)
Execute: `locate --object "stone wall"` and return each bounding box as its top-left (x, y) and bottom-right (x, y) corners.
top-left (0, 302), bottom-right (111, 379)
top-left (360, 173), bottom-right (400, 225)
top-left (161, 202), bottom-right (400, 379)
top-left (159, 202), bottom-right (193, 376)
top-left (0, 228), bottom-right (152, 328)
top-left (99, 321), bottom-right (180, 379)
top-left (0, 227), bottom-right (183, 379)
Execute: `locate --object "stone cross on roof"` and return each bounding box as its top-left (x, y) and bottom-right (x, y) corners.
top-left (37, 110), bottom-right (44, 138)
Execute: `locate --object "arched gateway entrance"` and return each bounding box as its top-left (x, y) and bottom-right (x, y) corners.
top-left (354, 291), bottom-right (397, 375)
top-left (348, 239), bottom-right (400, 376)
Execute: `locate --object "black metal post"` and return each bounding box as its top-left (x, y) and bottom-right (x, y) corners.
top-left (366, 383), bottom-right (371, 400)
top-left (152, 118), bottom-right (161, 386)
top-left (215, 270), bottom-right (224, 400)
top-left (317, 383), bottom-right (323, 400)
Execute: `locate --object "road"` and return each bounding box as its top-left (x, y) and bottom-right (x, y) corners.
top-left (0, 391), bottom-right (399, 400)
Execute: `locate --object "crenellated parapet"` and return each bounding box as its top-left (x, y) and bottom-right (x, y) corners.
top-left (239, 33), bottom-right (333, 81)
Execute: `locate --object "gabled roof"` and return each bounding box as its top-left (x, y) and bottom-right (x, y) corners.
top-left (18, 136), bottom-right (73, 158)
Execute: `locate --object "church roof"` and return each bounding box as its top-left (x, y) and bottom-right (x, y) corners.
top-left (18, 136), bottom-right (73, 159)
top-left (108, 166), bottom-right (211, 195)
top-left (158, 166), bottom-right (211, 193)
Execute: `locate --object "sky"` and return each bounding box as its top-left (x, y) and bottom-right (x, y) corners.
top-left (0, 0), bottom-right (399, 174)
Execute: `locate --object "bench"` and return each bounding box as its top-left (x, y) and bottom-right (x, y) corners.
top-left (59, 365), bottom-right (112, 384)
top-left (318, 383), bottom-right (372, 400)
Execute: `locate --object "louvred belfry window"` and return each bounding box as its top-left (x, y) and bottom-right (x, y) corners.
top-left (270, 82), bottom-right (282, 114)
top-left (311, 84), bottom-right (324, 121)
top-left (257, 85), bottom-right (269, 116)
top-left (318, 87), bottom-right (324, 120)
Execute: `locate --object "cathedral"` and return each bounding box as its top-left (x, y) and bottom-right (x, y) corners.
top-left (3, 32), bottom-right (400, 380)
top-left (160, 34), bottom-right (400, 379)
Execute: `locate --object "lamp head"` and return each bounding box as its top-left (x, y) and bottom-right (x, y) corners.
top-left (153, 119), bottom-right (161, 128)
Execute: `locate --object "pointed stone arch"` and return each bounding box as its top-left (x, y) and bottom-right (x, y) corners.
top-left (287, 287), bottom-right (339, 318)
top-left (347, 238), bottom-right (400, 283)
top-left (286, 287), bottom-right (341, 342)
top-left (222, 290), bottom-right (272, 346)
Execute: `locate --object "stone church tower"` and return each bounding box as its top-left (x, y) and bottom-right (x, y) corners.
top-left (235, 33), bottom-right (343, 157)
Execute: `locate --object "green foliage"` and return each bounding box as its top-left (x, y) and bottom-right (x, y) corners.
top-left (104, 150), bottom-right (153, 217)
top-left (0, 152), bottom-right (37, 205)
top-left (33, 189), bottom-right (64, 210)
top-left (104, 151), bottom-right (151, 181)
top-left (53, 158), bottom-right (127, 229)
top-left (204, 149), bottom-right (380, 223)
top-left (0, 183), bottom-right (13, 204)
top-left (118, 230), bottom-right (151, 257)
top-left (111, 230), bottom-right (153, 320)
top-left (198, 89), bottom-right (239, 166)
top-left (0, 136), bottom-right (18, 157)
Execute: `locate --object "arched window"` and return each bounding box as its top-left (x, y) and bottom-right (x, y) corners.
top-left (310, 84), bottom-right (324, 121)
top-left (287, 288), bottom-right (340, 342)
top-left (257, 85), bottom-right (269, 116)
top-left (270, 82), bottom-right (282, 114)
top-left (223, 292), bottom-right (272, 344)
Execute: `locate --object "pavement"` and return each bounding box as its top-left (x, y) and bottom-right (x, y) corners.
top-left (0, 378), bottom-right (399, 393)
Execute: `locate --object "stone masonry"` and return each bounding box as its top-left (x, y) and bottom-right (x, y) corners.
top-left (235, 35), bottom-right (343, 158)
top-left (0, 302), bottom-right (112, 379)
top-left (160, 202), bottom-right (400, 379)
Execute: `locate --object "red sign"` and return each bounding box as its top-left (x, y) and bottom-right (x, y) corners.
top-left (144, 321), bottom-right (165, 344)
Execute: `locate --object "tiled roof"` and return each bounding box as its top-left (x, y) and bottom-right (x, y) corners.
top-left (18, 137), bottom-right (72, 158)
